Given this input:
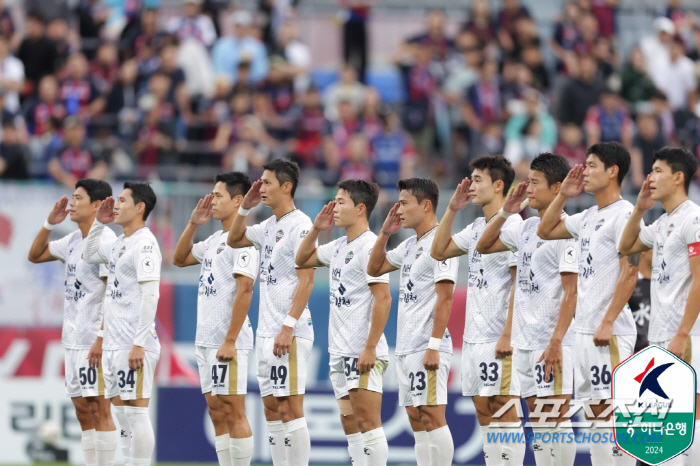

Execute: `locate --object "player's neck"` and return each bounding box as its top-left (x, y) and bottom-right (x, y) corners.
top-left (122, 220), bottom-right (146, 237)
top-left (221, 214), bottom-right (235, 233)
top-left (414, 216), bottom-right (438, 240)
top-left (345, 220), bottom-right (369, 242)
top-left (78, 216), bottom-right (96, 237)
top-left (661, 191), bottom-right (689, 215)
top-left (481, 197), bottom-right (503, 222)
top-left (272, 198), bottom-right (296, 220)
top-left (593, 184), bottom-right (622, 209)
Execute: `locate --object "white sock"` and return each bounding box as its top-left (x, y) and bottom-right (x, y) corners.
top-left (550, 427), bottom-right (576, 466)
top-left (363, 427), bottom-right (388, 466)
top-left (531, 427), bottom-right (552, 466)
top-left (230, 436), bottom-right (254, 466)
top-left (267, 420), bottom-right (287, 466)
top-left (83, 429), bottom-right (97, 466)
top-left (113, 406), bottom-right (132, 466)
top-left (215, 434), bottom-right (232, 466)
top-left (95, 430), bottom-right (118, 466)
top-left (480, 425), bottom-right (502, 466)
top-left (414, 431), bottom-right (430, 466)
top-left (502, 423), bottom-right (526, 466)
top-left (428, 425), bottom-right (454, 466)
top-left (346, 432), bottom-right (366, 466)
top-left (589, 423), bottom-right (613, 466)
top-left (124, 406), bottom-right (154, 466)
top-left (283, 418), bottom-right (310, 466)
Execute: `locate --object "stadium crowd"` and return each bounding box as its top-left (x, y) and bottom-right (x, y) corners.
top-left (0, 0), bottom-right (700, 195)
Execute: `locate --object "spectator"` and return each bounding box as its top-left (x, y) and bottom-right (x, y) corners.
top-left (590, 0), bottom-right (617, 39)
top-left (223, 115), bottom-right (273, 175)
top-left (461, 0), bottom-right (497, 50)
top-left (407, 9), bottom-right (453, 66)
top-left (122, 8), bottom-right (166, 61)
top-left (641, 17), bottom-right (675, 88)
top-left (0, 118), bottom-right (29, 179)
top-left (551, 2), bottom-right (582, 73)
top-left (620, 47), bottom-right (657, 105)
top-left (59, 52), bottom-right (105, 118)
top-left (339, 0), bottom-right (371, 83)
top-left (584, 87), bottom-right (633, 147)
top-left (47, 116), bottom-right (107, 188)
top-left (462, 58), bottom-right (503, 133)
top-left (557, 53), bottom-right (603, 126)
top-left (521, 42), bottom-right (550, 91)
top-left (0, 35), bottom-right (24, 114)
top-left (47, 17), bottom-right (72, 70)
top-left (592, 36), bottom-right (616, 80)
top-left (17, 13), bottom-right (58, 97)
top-left (0, 0), bottom-right (17, 48)
top-left (167, 0), bottom-right (217, 49)
top-left (273, 21), bottom-right (311, 94)
top-left (504, 88), bottom-right (557, 148)
top-left (630, 112), bottom-right (666, 188)
top-left (23, 75), bottom-right (67, 137)
top-left (504, 116), bottom-right (553, 180)
top-left (106, 59), bottom-right (141, 139)
top-left (656, 37), bottom-right (696, 115)
top-left (90, 42), bottom-right (120, 95)
top-left (323, 98), bottom-right (362, 178)
top-left (133, 98), bottom-right (176, 179)
top-left (289, 87), bottom-right (325, 168)
top-left (555, 122), bottom-right (587, 167)
top-left (371, 109), bottom-right (415, 189)
top-left (212, 90), bottom-right (253, 153)
top-left (323, 63), bottom-right (367, 121)
top-left (497, 0), bottom-right (531, 54)
top-left (572, 13), bottom-right (598, 57)
top-left (510, 16), bottom-right (541, 61)
top-left (75, 0), bottom-right (109, 59)
top-left (651, 90), bottom-right (676, 144)
top-left (260, 56), bottom-right (297, 141)
top-left (339, 133), bottom-right (373, 181)
top-left (361, 88), bottom-right (382, 140)
top-left (145, 71), bottom-right (177, 124)
top-left (211, 10), bottom-right (269, 86)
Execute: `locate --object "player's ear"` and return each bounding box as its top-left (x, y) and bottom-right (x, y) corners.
top-left (282, 181), bottom-right (292, 194)
top-left (234, 194), bottom-right (244, 207)
top-left (356, 203), bottom-right (366, 217)
top-left (493, 179), bottom-right (504, 194)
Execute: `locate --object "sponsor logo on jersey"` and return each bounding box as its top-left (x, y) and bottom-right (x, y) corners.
top-left (300, 229), bottom-right (309, 238)
top-left (468, 268), bottom-right (488, 289)
top-left (275, 229), bottom-right (284, 242)
top-left (345, 251), bottom-right (354, 264)
top-left (203, 258), bottom-right (212, 268)
top-left (656, 259), bottom-right (670, 284)
top-left (141, 244), bottom-right (154, 253)
top-left (693, 217), bottom-right (700, 225)
top-left (581, 253), bottom-right (595, 278)
top-left (581, 237), bottom-right (590, 250)
top-left (529, 269), bottom-right (539, 293)
top-left (266, 263), bottom-right (277, 284)
top-left (332, 268), bottom-right (341, 280)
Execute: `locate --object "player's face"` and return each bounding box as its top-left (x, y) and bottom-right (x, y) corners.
top-left (210, 181), bottom-right (235, 221)
top-left (114, 189), bottom-right (140, 225)
top-left (649, 159), bottom-right (679, 201)
top-left (333, 189), bottom-right (358, 228)
top-left (68, 187), bottom-right (95, 223)
top-left (526, 170), bottom-right (557, 210)
top-left (260, 170), bottom-right (283, 207)
top-left (582, 153), bottom-right (610, 193)
top-left (469, 168), bottom-right (495, 205)
top-left (397, 189), bottom-right (424, 229)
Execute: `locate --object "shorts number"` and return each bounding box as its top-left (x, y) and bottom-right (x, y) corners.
top-left (409, 371), bottom-right (426, 391)
top-left (344, 357), bottom-right (359, 376)
top-left (271, 365), bottom-right (288, 385)
top-left (479, 362), bottom-right (499, 382)
top-left (212, 364), bottom-right (228, 385)
top-left (79, 367), bottom-right (97, 385)
top-left (590, 365), bottom-right (611, 386)
top-left (535, 364), bottom-right (552, 384)
top-left (117, 370), bottom-right (135, 389)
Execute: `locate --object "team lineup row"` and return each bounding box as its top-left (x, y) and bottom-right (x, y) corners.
top-left (27, 144), bottom-right (700, 466)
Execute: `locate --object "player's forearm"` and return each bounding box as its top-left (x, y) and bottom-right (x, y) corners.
top-left (537, 193), bottom-right (567, 240)
top-left (295, 227), bottom-right (320, 267)
top-left (367, 231), bottom-right (391, 276)
top-left (173, 222), bottom-right (198, 267)
top-left (431, 292), bottom-right (453, 340)
top-left (601, 265), bottom-right (638, 326)
top-left (619, 208), bottom-right (645, 255)
top-left (675, 280), bottom-right (700, 338)
top-left (432, 209), bottom-right (457, 260)
top-left (225, 285), bottom-right (253, 343)
top-left (365, 292), bottom-right (390, 350)
top-left (288, 271), bottom-right (314, 320)
top-left (476, 215), bottom-right (506, 254)
top-left (227, 213), bottom-right (249, 248)
top-left (551, 289), bottom-right (576, 344)
top-left (84, 220), bottom-right (107, 264)
top-left (133, 281), bottom-right (160, 347)
top-left (28, 227), bottom-right (52, 263)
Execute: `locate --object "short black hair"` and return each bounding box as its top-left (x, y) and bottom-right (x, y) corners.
top-left (396, 178), bottom-right (440, 213)
top-left (337, 179), bottom-right (380, 219)
top-left (530, 153), bottom-right (571, 187)
top-left (586, 142), bottom-right (631, 185)
top-left (215, 171), bottom-right (252, 199)
top-left (262, 159), bottom-right (301, 197)
top-left (76, 179), bottom-right (112, 203)
top-left (469, 155), bottom-right (516, 193)
top-left (123, 181), bottom-right (157, 220)
top-left (652, 147), bottom-right (699, 194)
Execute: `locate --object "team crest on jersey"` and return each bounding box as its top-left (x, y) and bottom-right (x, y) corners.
top-left (416, 247), bottom-right (423, 259)
top-left (68, 248), bottom-right (74, 255)
top-left (536, 241), bottom-right (544, 248)
top-left (581, 222), bottom-right (588, 230)
top-left (345, 251), bottom-right (354, 264)
top-left (118, 246), bottom-right (126, 258)
top-left (216, 242), bottom-right (226, 254)
top-left (693, 217), bottom-right (700, 225)
top-left (595, 218), bottom-right (605, 231)
top-left (667, 224), bottom-right (675, 237)
top-left (276, 229), bottom-right (284, 242)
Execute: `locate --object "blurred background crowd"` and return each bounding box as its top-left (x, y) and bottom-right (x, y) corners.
top-left (0, 0), bottom-right (699, 197)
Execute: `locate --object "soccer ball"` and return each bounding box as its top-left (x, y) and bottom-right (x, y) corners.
top-left (36, 419), bottom-right (63, 447)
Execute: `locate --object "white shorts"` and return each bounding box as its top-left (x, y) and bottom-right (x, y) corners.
top-left (651, 336), bottom-right (700, 394)
top-left (396, 351), bottom-right (450, 407)
top-left (65, 348), bottom-right (106, 398)
top-left (462, 341), bottom-right (519, 397)
top-left (103, 349), bottom-right (159, 400)
top-left (574, 333), bottom-right (636, 400)
top-left (256, 337), bottom-right (312, 398)
top-left (329, 354), bottom-right (388, 399)
top-left (196, 346), bottom-right (251, 396)
top-left (514, 347), bottom-right (574, 398)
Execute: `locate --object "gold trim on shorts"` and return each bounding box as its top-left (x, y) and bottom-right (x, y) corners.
top-left (229, 353), bottom-right (239, 396)
top-left (610, 336), bottom-right (620, 368)
top-left (136, 366), bottom-right (144, 399)
top-left (97, 363), bottom-right (105, 397)
top-left (500, 355), bottom-right (512, 396)
top-left (289, 338), bottom-right (299, 396)
top-left (427, 370), bottom-right (438, 405)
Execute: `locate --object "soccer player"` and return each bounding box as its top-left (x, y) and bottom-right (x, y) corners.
top-left (295, 180), bottom-right (391, 466)
top-left (430, 155), bottom-right (526, 465)
top-left (366, 178), bottom-right (457, 466)
top-left (82, 181), bottom-right (162, 466)
top-left (226, 159), bottom-right (314, 466)
top-left (476, 153), bottom-right (578, 466)
top-left (537, 142), bottom-right (639, 466)
top-left (173, 172), bottom-right (257, 466)
top-left (619, 147), bottom-right (700, 463)
top-left (28, 179), bottom-right (118, 466)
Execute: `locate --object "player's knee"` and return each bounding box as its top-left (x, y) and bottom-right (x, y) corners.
top-left (207, 403), bottom-right (225, 423)
top-left (419, 409), bottom-right (443, 431)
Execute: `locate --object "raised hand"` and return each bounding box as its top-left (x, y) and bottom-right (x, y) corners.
top-left (47, 196), bottom-right (70, 225)
top-left (241, 180), bottom-right (263, 209)
top-left (636, 173), bottom-right (655, 212)
top-left (503, 181), bottom-right (528, 213)
top-left (190, 194), bottom-right (213, 226)
top-left (448, 177), bottom-right (472, 212)
top-left (96, 197), bottom-right (116, 224)
top-left (313, 201), bottom-right (336, 231)
top-left (560, 165), bottom-right (585, 198)
top-left (381, 203), bottom-right (402, 235)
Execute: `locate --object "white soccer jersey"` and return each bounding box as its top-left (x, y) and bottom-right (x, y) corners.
top-left (245, 209), bottom-right (314, 340)
top-left (452, 214), bottom-right (521, 344)
top-left (565, 200), bottom-right (638, 336)
top-left (386, 227), bottom-right (458, 356)
top-left (49, 228), bottom-right (116, 349)
top-left (500, 216), bottom-right (578, 350)
top-left (639, 200), bottom-right (700, 342)
top-left (317, 230), bottom-right (390, 358)
top-left (88, 227), bottom-right (162, 353)
top-left (191, 230), bottom-right (258, 349)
